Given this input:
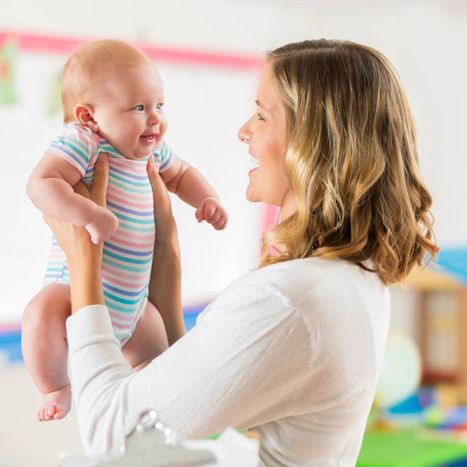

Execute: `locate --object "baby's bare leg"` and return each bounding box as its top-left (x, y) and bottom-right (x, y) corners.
top-left (21, 283), bottom-right (72, 422)
top-left (122, 300), bottom-right (169, 370)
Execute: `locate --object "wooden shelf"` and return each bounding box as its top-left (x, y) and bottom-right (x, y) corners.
top-left (401, 266), bottom-right (463, 292)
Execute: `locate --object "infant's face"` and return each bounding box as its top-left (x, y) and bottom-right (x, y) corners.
top-left (92, 64), bottom-right (167, 160)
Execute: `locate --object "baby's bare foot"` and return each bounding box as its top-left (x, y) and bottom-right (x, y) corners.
top-left (37, 385), bottom-right (71, 421)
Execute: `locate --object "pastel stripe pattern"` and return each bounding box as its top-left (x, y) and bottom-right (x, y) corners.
top-left (43, 124), bottom-right (174, 342)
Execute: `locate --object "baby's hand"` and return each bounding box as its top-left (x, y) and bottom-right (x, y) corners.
top-left (85, 207), bottom-right (119, 244)
top-left (195, 197), bottom-right (228, 230)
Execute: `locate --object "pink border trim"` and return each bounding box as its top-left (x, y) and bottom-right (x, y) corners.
top-left (0, 323), bottom-right (21, 333)
top-left (0, 30), bottom-right (263, 70)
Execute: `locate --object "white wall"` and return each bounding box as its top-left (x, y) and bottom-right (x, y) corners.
top-left (1, 0), bottom-right (466, 324)
top-left (1, 1), bottom-right (466, 240)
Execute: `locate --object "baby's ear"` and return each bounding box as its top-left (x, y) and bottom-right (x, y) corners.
top-left (74, 104), bottom-right (99, 132)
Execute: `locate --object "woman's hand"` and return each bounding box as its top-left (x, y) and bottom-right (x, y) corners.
top-left (147, 156), bottom-right (185, 344)
top-left (147, 155), bottom-right (178, 247)
top-left (44, 153), bottom-right (110, 313)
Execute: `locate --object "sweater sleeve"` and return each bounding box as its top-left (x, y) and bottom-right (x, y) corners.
top-left (66, 284), bottom-right (311, 458)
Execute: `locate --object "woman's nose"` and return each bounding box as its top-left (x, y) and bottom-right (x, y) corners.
top-left (238, 121), bottom-right (251, 143)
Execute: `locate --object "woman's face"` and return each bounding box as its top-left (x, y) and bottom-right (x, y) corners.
top-left (238, 63), bottom-right (290, 205)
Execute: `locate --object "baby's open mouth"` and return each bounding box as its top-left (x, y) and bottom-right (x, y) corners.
top-left (141, 134), bottom-right (156, 143)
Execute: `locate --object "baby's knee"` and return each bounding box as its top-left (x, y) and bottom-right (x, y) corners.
top-left (23, 297), bottom-right (50, 330)
top-left (22, 299), bottom-right (47, 333)
top-left (22, 286), bottom-right (71, 330)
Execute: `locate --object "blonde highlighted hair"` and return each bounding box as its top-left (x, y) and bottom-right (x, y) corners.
top-left (61, 39), bottom-right (150, 123)
top-left (260, 39), bottom-right (438, 284)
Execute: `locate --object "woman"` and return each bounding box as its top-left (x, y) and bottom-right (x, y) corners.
top-left (46, 39), bottom-right (437, 466)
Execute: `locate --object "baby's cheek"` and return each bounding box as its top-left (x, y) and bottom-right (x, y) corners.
top-left (159, 119), bottom-right (168, 139)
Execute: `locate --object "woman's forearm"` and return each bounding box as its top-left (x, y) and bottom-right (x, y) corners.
top-left (66, 306), bottom-right (135, 456)
top-left (65, 238), bottom-right (104, 313)
top-left (149, 244), bottom-right (185, 345)
top-left (149, 210), bottom-right (185, 344)
top-left (147, 156), bottom-right (186, 344)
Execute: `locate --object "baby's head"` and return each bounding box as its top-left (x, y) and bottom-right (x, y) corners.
top-left (61, 39), bottom-right (166, 159)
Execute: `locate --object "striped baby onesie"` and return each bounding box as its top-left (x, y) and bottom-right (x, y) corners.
top-left (44, 123), bottom-right (174, 343)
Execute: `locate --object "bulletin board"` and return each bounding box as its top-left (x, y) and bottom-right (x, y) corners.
top-left (0, 30), bottom-right (274, 325)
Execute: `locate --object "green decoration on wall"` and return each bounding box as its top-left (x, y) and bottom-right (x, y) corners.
top-left (47, 70), bottom-right (62, 118)
top-left (0, 38), bottom-right (18, 106)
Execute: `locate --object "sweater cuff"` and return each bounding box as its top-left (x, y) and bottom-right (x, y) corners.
top-left (66, 305), bottom-right (115, 352)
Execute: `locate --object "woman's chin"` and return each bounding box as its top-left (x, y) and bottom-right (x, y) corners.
top-left (245, 186), bottom-right (259, 203)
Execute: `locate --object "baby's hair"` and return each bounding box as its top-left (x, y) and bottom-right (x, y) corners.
top-left (61, 39), bottom-right (151, 123)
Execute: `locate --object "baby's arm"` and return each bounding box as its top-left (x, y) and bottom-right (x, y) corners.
top-left (26, 152), bottom-right (118, 243)
top-left (161, 155), bottom-right (228, 230)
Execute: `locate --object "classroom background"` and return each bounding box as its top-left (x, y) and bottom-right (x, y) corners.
top-left (0, 1), bottom-right (466, 466)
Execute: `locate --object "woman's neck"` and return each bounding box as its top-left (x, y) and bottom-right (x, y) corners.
top-left (277, 189), bottom-right (297, 224)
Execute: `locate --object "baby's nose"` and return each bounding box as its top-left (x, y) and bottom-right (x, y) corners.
top-left (149, 113), bottom-right (160, 124)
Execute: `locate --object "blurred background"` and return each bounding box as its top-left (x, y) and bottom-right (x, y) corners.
top-left (0, 0), bottom-right (467, 466)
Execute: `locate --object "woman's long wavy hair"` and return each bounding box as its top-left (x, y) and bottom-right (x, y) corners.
top-left (260, 39), bottom-right (438, 284)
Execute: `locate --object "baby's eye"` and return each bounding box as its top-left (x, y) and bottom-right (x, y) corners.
top-left (156, 103), bottom-right (164, 111)
top-left (132, 105), bottom-right (145, 112)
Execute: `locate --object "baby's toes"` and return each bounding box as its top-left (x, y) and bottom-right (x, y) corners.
top-left (53, 404), bottom-right (66, 420)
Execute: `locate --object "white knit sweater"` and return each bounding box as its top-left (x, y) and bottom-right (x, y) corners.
top-left (66, 257), bottom-right (390, 466)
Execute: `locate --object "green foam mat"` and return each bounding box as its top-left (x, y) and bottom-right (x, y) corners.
top-left (357, 429), bottom-right (467, 466)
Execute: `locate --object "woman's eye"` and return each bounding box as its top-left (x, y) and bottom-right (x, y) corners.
top-left (133, 105), bottom-right (144, 112)
top-left (257, 112), bottom-right (265, 121)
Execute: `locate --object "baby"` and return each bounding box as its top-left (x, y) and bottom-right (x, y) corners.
top-left (22, 39), bottom-right (228, 422)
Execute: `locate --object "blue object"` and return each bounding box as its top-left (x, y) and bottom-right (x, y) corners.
top-left (388, 392), bottom-right (424, 415)
top-left (183, 303), bottom-right (206, 331)
top-left (445, 457), bottom-right (467, 466)
top-left (184, 313), bottom-right (199, 331)
top-left (435, 248), bottom-right (467, 285)
top-left (0, 328), bottom-right (22, 364)
top-left (435, 407), bottom-right (467, 430)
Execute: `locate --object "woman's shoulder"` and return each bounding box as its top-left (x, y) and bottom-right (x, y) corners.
top-left (232, 257), bottom-right (384, 302)
top-left (197, 257), bottom-right (389, 368)
top-left (200, 258), bottom-right (386, 324)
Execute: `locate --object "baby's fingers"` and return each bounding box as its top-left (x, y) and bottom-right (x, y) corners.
top-left (204, 204), bottom-right (217, 220)
top-left (217, 218), bottom-right (228, 230)
top-left (212, 211), bottom-right (228, 230)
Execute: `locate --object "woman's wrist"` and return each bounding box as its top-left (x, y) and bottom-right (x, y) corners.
top-left (69, 267), bottom-right (105, 313)
top-left (67, 248), bottom-right (104, 313)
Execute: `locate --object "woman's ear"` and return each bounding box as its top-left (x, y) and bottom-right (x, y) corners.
top-left (73, 104), bottom-right (99, 132)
